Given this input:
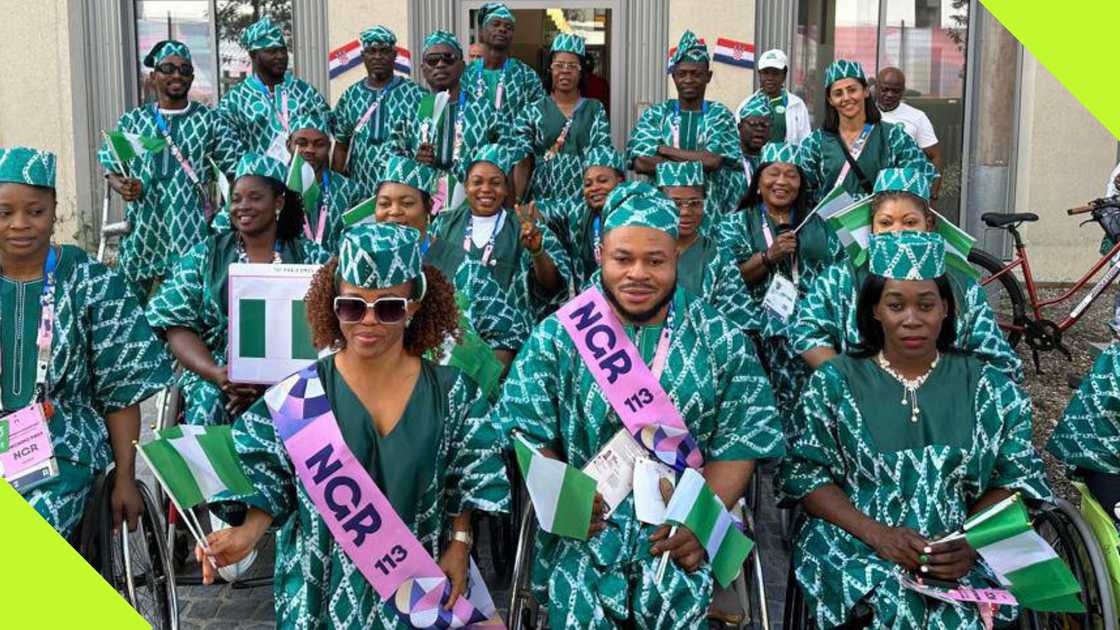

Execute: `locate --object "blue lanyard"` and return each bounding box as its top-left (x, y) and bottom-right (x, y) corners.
top-left (421, 234), bottom-right (431, 256)
top-left (591, 213), bottom-right (603, 264)
top-left (152, 105), bottom-right (172, 135)
top-left (0, 246), bottom-right (58, 406)
top-left (674, 99), bottom-right (709, 116)
top-left (474, 58), bottom-right (510, 104)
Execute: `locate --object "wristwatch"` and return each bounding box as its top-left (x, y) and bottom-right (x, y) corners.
top-left (451, 529), bottom-right (473, 549)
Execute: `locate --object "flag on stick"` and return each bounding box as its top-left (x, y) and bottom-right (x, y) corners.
top-left (287, 153), bottom-right (322, 218)
top-left (138, 425), bottom-right (255, 511)
top-left (663, 468), bottom-right (754, 588)
top-left (342, 196), bottom-right (377, 227)
top-left (794, 187), bottom-right (858, 233)
top-left (513, 433), bottom-right (597, 541)
top-left (104, 130), bottom-right (168, 168)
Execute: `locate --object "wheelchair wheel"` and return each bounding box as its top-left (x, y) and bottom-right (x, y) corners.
top-left (508, 505), bottom-right (545, 630)
top-left (781, 563), bottom-right (813, 630)
top-left (724, 510), bottom-right (769, 629)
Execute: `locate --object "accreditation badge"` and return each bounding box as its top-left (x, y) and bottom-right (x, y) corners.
top-left (0, 403), bottom-right (59, 494)
top-left (762, 273), bottom-right (798, 322)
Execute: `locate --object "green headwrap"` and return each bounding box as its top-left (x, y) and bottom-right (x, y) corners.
top-left (868, 231), bottom-right (946, 280)
top-left (602, 181), bottom-right (679, 239)
top-left (143, 40), bottom-right (192, 68)
top-left (422, 30), bottom-right (463, 56)
top-left (736, 96), bottom-right (771, 121)
top-left (761, 142), bottom-right (799, 165)
top-left (235, 153), bottom-right (287, 187)
top-left (337, 223), bottom-right (426, 296)
top-left (479, 2), bottom-right (516, 26)
top-left (0, 147), bottom-right (57, 189)
top-left (551, 33), bottom-right (586, 57)
top-left (380, 155), bottom-right (437, 195)
top-left (669, 30), bottom-right (709, 68)
top-left (360, 25), bottom-right (396, 49)
top-left (873, 167), bottom-right (931, 202)
top-left (656, 161), bottom-right (704, 188)
top-left (240, 16), bottom-right (286, 52)
top-left (468, 143), bottom-right (514, 175)
top-left (824, 59), bottom-right (866, 90)
top-left (582, 146), bottom-right (625, 174)
top-left (288, 113), bottom-right (331, 137)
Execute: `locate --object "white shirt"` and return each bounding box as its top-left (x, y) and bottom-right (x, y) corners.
top-left (879, 101), bottom-right (938, 149)
top-left (734, 89), bottom-right (812, 145)
top-left (1107, 161), bottom-right (1120, 196)
top-left (469, 212), bottom-right (502, 248)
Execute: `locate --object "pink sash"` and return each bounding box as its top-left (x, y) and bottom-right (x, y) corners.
top-left (556, 287), bottom-right (703, 472)
top-left (265, 365), bottom-right (503, 629)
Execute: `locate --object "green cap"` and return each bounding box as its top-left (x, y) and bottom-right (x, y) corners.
top-left (868, 231), bottom-right (946, 280)
top-left (289, 112), bottom-right (331, 137)
top-left (468, 143), bottom-right (514, 175)
top-left (479, 2), bottom-right (516, 26)
top-left (669, 30), bottom-right (709, 68)
top-left (736, 95), bottom-right (771, 121)
top-left (240, 16), bottom-right (286, 52)
top-left (338, 223), bottom-right (426, 295)
top-left (423, 30), bottom-right (462, 56)
top-left (380, 155), bottom-right (437, 195)
top-left (551, 33), bottom-right (586, 57)
top-left (603, 181), bottom-right (679, 239)
top-left (583, 146), bottom-right (625, 174)
top-left (873, 167), bottom-right (931, 202)
top-left (824, 59), bottom-right (866, 90)
top-left (0, 147), bottom-right (57, 189)
top-left (761, 142), bottom-right (799, 165)
top-left (235, 152), bottom-right (287, 187)
top-left (655, 161), bottom-right (704, 188)
top-left (143, 40), bottom-right (192, 68)
top-left (360, 25), bottom-right (396, 49)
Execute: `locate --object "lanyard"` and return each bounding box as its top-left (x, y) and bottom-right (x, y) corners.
top-left (831, 123), bottom-right (873, 192)
top-left (592, 213), bottom-right (602, 265)
top-left (650, 301), bottom-right (675, 379)
top-left (670, 100), bottom-right (709, 147)
top-left (237, 237), bottom-right (283, 264)
top-left (250, 75), bottom-right (290, 133)
top-left (152, 105), bottom-right (214, 218)
top-left (452, 90), bottom-right (468, 163)
top-left (742, 157), bottom-right (754, 190)
top-left (303, 171), bottom-right (330, 244)
top-left (0, 246), bottom-right (59, 410)
top-left (760, 209), bottom-right (797, 284)
top-left (544, 98), bottom-right (586, 161)
top-left (462, 211), bottom-right (507, 267)
top-left (420, 234), bottom-right (431, 256)
top-left (474, 58), bottom-right (510, 110)
top-left (353, 76), bottom-right (401, 138)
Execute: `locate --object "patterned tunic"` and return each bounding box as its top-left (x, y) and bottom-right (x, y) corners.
top-left (534, 197), bottom-right (600, 291)
top-left (97, 102), bottom-right (242, 290)
top-left (1047, 342), bottom-right (1120, 474)
top-left (781, 353), bottom-right (1051, 628)
top-left (495, 285), bottom-right (785, 629)
top-left (218, 72), bottom-right (330, 157)
top-left (145, 232), bottom-right (330, 426)
top-left (465, 57), bottom-right (546, 119)
top-left (1, 246), bottom-right (173, 536)
top-left (676, 236), bottom-right (761, 334)
top-left (225, 356), bottom-right (510, 629)
top-left (331, 76), bottom-right (426, 197)
top-left (512, 96), bottom-right (611, 200)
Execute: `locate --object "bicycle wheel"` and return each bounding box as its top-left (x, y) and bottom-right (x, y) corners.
top-left (968, 247), bottom-right (1027, 348)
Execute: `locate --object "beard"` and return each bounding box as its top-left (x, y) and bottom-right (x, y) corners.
top-left (603, 280), bottom-right (677, 325)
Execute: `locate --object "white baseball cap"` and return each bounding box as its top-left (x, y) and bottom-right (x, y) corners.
top-left (757, 49), bottom-right (788, 71)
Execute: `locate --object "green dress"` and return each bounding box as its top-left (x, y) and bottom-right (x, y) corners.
top-left (145, 232), bottom-right (330, 426)
top-left (217, 72), bottom-right (330, 157)
top-left (225, 356), bottom-right (510, 629)
top-left (767, 93), bottom-right (788, 143)
top-left (781, 352), bottom-right (1051, 629)
top-left (512, 96), bottom-right (611, 200)
top-left (465, 57), bottom-right (546, 120)
top-left (496, 284), bottom-right (785, 629)
top-left (676, 236), bottom-right (762, 334)
top-left (1047, 342), bottom-right (1120, 474)
top-left (97, 102), bottom-right (242, 294)
top-left (331, 76), bottom-right (427, 197)
top-left (533, 197), bottom-right (600, 292)
top-left (1, 245), bottom-right (173, 537)
top-left (796, 123), bottom-right (937, 205)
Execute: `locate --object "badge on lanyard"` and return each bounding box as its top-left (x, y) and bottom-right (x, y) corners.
top-left (762, 273), bottom-right (798, 322)
top-left (0, 403), bottom-right (59, 494)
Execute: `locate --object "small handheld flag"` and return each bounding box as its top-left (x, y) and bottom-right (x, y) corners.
top-left (513, 433), bottom-right (597, 540)
top-left (662, 468), bottom-right (754, 588)
top-left (104, 130), bottom-right (168, 174)
top-left (287, 153), bottom-right (322, 218)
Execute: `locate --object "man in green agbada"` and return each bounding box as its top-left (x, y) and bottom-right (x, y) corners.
top-left (467, 2), bottom-right (546, 116)
top-left (99, 39), bottom-right (242, 298)
top-left (495, 180), bottom-right (785, 629)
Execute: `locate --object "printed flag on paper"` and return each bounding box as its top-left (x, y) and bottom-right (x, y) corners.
top-left (328, 39), bottom-right (413, 79)
top-left (287, 153), bottom-right (322, 218)
top-left (712, 38), bottom-right (755, 69)
top-left (342, 196), bottom-right (377, 227)
top-left (104, 130), bottom-right (168, 165)
top-left (513, 433), bottom-right (597, 540)
top-left (138, 425), bottom-right (254, 510)
top-left (228, 263), bottom-right (322, 384)
top-left (663, 468), bottom-right (754, 588)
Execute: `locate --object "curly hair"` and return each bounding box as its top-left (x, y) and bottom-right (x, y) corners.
top-left (304, 260), bottom-right (461, 356)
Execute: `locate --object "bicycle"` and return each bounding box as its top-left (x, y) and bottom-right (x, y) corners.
top-left (967, 196), bottom-right (1120, 372)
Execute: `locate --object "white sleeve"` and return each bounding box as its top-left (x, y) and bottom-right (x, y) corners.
top-left (914, 110), bottom-right (939, 148)
top-left (1107, 162), bottom-right (1120, 196)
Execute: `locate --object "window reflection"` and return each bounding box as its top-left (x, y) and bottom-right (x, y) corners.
top-left (215, 1), bottom-right (294, 97)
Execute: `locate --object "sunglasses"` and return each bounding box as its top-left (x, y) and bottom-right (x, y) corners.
top-left (550, 61), bottom-right (581, 72)
top-left (423, 52), bottom-right (461, 67)
top-left (333, 296), bottom-right (411, 324)
top-left (155, 62), bottom-right (194, 77)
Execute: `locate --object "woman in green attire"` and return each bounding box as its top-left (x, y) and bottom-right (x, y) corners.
top-left (0, 147), bottom-right (173, 538)
top-left (511, 33), bottom-right (611, 202)
top-left (146, 153), bottom-right (330, 426)
top-left (796, 59), bottom-right (937, 205)
top-left (782, 231), bottom-right (1051, 629)
top-left (196, 223), bottom-right (510, 629)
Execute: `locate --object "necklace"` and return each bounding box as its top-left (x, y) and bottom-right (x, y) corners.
top-left (236, 235), bottom-right (282, 264)
top-left (876, 352), bottom-right (939, 423)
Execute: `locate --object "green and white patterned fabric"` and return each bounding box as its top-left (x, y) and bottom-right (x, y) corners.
top-left (1048, 342), bottom-right (1120, 474)
top-left (511, 95), bottom-right (611, 200)
top-left (669, 30), bottom-right (709, 67)
top-left (781, 352), bottom-right (1051, 628)
top-left (0, 146), bottom-right (57, 188)
top-left (736, 96), bottom-right (770, 122)
top-left (465, 49), bottom-right (545, 120)
top-left (551, 33), bottom-right (586, 56)
top-left (289, 112), bottom-right (331, 137)
top-left (97, 103), bottom-right (241, 291)
top-left (655, 160), bottom-right (704, 188)
top-left (583, 146), bottom-right (625, 173)
top-left (422, 30), bottom-right (462, 55)
top-left (359, 25), bottom-right (396, 48)
top-left (469, 142), bottom-right (515, 174)
top-left (145, 232), bottom-right (330, 426)
top-left (235, 152), bottom-right (286, 184)
top-left (337, 223), bottom-right (424, 289)
top-left (676, 235), bottom-right (762, 335)
top-left (1, 245), bottom-right (173, 537)
top-left (143, 39), bottom-right (191, 67)
top-left (867, 231), bottom-right (945, 280)
top-left (823, 59), bottom-right (866, 89)
top-left (603, 181), bottom-right (679, 238)
top-left (217, 71), bottom-right (330, 157)
top-left (378, 155), bottom-right (437, 194)
top-left (479, 2), bottom-right (515, 25)
top-left (240, 16), bottom-right (286, 51)
top-left (761, 141), bottom-right (798, 165)
top-left (494, 283), bottom-right (784, 629)
top-left (873, 166), bottom-right (931, 201)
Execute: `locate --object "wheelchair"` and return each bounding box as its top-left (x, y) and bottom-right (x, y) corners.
top-left (70, 467), bottom-right (178, 629)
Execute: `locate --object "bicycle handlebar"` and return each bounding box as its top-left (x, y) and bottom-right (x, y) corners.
top-left (1067, 204), bottom-right (1095, 215)
top-left (1067, 194), bottom-right (1120, 215)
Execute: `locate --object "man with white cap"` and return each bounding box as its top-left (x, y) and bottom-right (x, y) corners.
top-left (875, 67), bottom-right (943, 203)
top-left (735, 48), bottom-right (811, 145)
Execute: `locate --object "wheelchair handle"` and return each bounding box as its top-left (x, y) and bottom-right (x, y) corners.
top-left (1068, 194), bottom-right (1120, 215)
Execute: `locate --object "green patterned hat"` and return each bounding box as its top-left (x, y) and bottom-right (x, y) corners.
top-left (603, 181), bottom-right (679, 239)
top-left (360, 25), bottom-right (396, 49)
top-left (241, 16), bottom-right (286, 52)
top-left (337, 223), bottom-right (426, 295)
top-left (380, 155), bottom-right (437, 195)
top-left (582, 146), bottom-right (625, 174)
top-left (468, 143), bottom-right (514, 175)
top-left (873, 167), bottom-right (931, 202)
top-left (656, 161), bottom-right (704, 188)
top-left (289, 112), bottom-right (331, 137)
top-left (423, 30), bottom-right (462, 56)
top-left (143, 40), bottom-right (192, 68)
top-left (479, 2), bottom-right (516, 26)
top-left (736, 95), bottom-right (771, 121)
top-left (824, 59), bottom-right (866, 90)
top-left (868, 231), bottom-right (946, 280)
top-left (551, 33), bottom-right (586, 57)
top-left (669, 30), bottom-right (709, 67)
top-left (235, 152), bottom-right (287, 186)
top-left (761, 142), bottom-right (799, 165)
top-left (0, 147), bottom-right (56, 189)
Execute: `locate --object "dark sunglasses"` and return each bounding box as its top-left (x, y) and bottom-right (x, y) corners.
top-left (155, 62), bottom-right (194, 77)
top-left (333, 296), bottom-right (411, 324)
top-left (423, 52), bottom-right (460, 67)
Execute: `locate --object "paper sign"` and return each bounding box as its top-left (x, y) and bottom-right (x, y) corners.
top-left (582, 429), bottom-right (650, 517)
top-left (633, 458), bottom-right (676, 524)
top-left (898, 573), bottom-right (1018, 607)
top-left (0, 404), bottom-right (58, 493)
top-left (762, 273), bottom-right (798, 322)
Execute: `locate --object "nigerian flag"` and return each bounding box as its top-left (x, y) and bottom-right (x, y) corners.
top-left (513, 433), bottom-right (597, 541)
top-left (104, 130), bottom-right (167, 165)
top-left (342, 196), bottom-right (376, 227)
top-left (210, 158), bottom-right (230, 213)
top-left (238, 297), bottom-right (317, 361)
top-left (664, 467), bottom-right (754, 588)
top-left (138, 425), bottom-right (254, 510)
top-left (287, 153), bottom-right (322, 217)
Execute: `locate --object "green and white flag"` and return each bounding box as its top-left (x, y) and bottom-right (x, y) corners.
top-left (104, 130), bottom-right (168, 166)
top-left (228, 263), bottom-right (322, 384)
top-left (811, 186), bottom-right (858, 223)
top-left (663, 467), bottom-right (754, 588)
top-left (287, 153), bottom-right (322, 217)
top-left (429, 292), bottom-right (505, 402)
top-left (210, 158), bottom-right (231, 213)
top-left (513, 433), bottom-right (597, 541)
top-left (138, 425), bottom-right (254, 511)
top-left (342, 196), bottom-right (377, 227)
top-left (961, 494), bottom-right (1084, 612)
top-left (931, 209), bottom-right (979, 280)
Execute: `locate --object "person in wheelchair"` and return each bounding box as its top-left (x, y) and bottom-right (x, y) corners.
top-left (781, 231), bottom-right (1052, 628)
top-left (145, 153), bottom-right (330, 426)
top-left (495, 181), bottom-right (785, 628)
top-left (0, 146), bottom-right (174, 538)
top-left (194, 224), bottom-right (511, 628)
top-left (790, 167), bottom-right (1023, 383)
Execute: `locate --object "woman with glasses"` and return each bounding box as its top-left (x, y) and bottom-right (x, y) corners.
top-left (195, 223), bottom-right (510, 629)
top-left (146, 153), bottom-right (330, 426)
top-left (98, 39), bottom-right (242, 300)
top-left (510, 33), bottom-right (611, 202)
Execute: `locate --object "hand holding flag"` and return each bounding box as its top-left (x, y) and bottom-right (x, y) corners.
top-left (104, 129), bottom-right (168, 177)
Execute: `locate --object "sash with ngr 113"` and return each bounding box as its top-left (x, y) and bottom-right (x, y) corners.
top-left (557, 286), bottom-right (703, 473)
top-left (265, 365), bottom-right (503, 629)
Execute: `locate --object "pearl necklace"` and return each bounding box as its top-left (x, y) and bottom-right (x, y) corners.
top-left (876, 352), bottom-right (940, 423)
